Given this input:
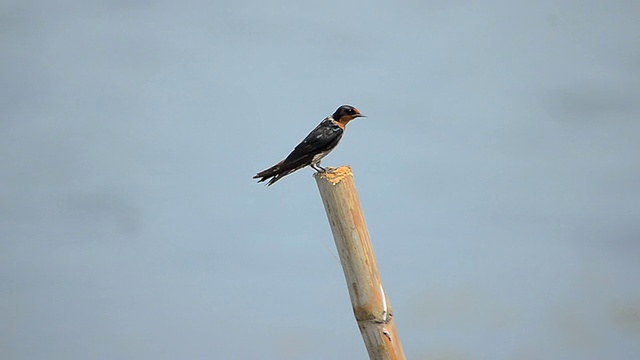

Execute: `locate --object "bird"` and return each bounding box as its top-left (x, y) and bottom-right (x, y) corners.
top-left (253, 105), bottom-right (365, 186)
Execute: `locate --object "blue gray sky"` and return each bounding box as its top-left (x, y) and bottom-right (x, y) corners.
top-left (2, 0), bottom-right (639, 359)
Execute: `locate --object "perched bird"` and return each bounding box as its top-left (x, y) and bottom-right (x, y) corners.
top-left (254, 105), bottom-right (365, 186)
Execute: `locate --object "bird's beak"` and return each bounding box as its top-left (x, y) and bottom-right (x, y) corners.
top-left (355, 114), bottom-right (366, 118)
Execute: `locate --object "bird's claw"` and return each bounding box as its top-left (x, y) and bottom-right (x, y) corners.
top-left (311, 164), bottom-right (327, 173)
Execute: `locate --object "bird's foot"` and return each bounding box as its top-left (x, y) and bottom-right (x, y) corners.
top-left (311, 164), bottom-right (327, 173)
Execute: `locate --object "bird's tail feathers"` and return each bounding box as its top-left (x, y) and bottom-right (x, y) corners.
top-left (253, 160), bottom-right (291, 186)
top-left (264, 171), bottom-right (291, 186)
top-left (253, 161), bottom-right (281, 178)
top-left (254, 156), bottom-right (312, 186)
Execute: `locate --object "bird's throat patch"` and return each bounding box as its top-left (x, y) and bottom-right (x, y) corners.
top-left (333, 119), bottom-right (349, 130)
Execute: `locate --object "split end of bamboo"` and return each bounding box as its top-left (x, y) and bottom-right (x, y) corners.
top-left (313, 166), bottom-right (353, 185)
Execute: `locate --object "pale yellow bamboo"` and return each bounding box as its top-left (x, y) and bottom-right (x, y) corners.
top-left (314, 166), bottom-right (405, 360)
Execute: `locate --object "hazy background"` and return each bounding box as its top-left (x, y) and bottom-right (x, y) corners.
top-left (2, 0), bottom-right (639, 359)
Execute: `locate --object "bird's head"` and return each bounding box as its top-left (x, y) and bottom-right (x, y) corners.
top-left (332, 105), bottom-right (365, 125)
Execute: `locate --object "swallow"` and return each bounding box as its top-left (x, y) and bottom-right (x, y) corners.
top-left (254, 105), bottom-right (365, 186)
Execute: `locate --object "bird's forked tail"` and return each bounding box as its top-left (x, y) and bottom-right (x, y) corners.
top-left (253, 160), bottom-right (292, 186)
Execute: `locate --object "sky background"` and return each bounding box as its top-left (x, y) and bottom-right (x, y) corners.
top-left (2, 0), bottom-right (639, 359)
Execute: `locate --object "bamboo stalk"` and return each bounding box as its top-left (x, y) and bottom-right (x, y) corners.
top-left (314, 166), bottom-right (405, 360)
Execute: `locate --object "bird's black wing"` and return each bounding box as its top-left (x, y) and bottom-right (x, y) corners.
top-left (281, 118), bottom-right (343, 167)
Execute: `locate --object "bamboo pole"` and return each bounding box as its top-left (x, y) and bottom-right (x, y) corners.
top-left (314, 166), bottom-right (405, 360)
